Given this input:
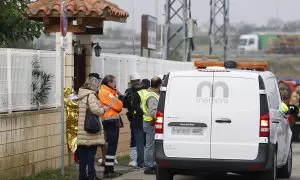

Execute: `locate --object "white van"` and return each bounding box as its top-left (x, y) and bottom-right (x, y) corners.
top-left (155, 64), bottom-right (295, 180)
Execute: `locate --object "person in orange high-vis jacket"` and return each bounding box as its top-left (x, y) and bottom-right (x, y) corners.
top-left (100, 84), bottom-right (123, 121)
top-left (98, 75), bottom-right (123, 179)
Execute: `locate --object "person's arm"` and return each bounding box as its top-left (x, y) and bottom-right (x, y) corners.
top-left (147, 96), bottom-right (158, 119)
top-left (99, 90), bottom-right (123, 112)
top-left (111, 98), bottom-right (123, 113)
top-left (118, 91), bottom-right (125, 103)
top-left (122, 89), bottom-right (131, 108)
top-left (88, 94), bottom-right (105, 116)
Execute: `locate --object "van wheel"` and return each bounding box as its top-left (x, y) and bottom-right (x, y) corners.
top-left (156, 167), bottom-right (174, 180)
top-left (257, 151), bottom-right (277, 180)
top-left (277, 145), bottom-right (292, 178)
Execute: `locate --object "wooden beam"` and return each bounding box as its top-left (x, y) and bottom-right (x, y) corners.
top-left (76, 18), bottom-right (104, 27)
top-left (76, 18), bottom-right (83, 25)
top-left (44, 24), bottom-right (86, 33)
top-left (43, 17), bottom-right (49, 26)
top-left (74, 27), bottom-right (103, 35)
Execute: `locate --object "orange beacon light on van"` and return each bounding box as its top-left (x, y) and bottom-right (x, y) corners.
top-left (194, 60), bottom-right (268, 71)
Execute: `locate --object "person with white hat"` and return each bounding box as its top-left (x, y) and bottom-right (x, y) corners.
top-left (123, 73), bottom-right (146, 169)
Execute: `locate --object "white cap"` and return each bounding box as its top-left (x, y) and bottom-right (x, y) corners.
top-left (130, 73), bottom-right (141, 81)
top-left (158, 74), bottom-right (164, 80)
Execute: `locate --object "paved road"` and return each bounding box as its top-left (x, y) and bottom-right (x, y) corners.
top-left (113, 143), bottom-right (300, 180)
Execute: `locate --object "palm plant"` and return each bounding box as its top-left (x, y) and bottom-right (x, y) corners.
top-left (31, 57), bottom-right (54, 110)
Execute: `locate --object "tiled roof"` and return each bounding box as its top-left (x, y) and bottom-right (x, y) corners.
top-left (25, 0), bottom-right (129, 21)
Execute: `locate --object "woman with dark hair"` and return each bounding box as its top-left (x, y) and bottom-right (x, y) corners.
top-left (77, 74), bottom-right (106, 180)
top-left (98, 75), bottom-right (124, 178)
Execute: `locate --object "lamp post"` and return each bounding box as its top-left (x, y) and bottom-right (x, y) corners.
top-left (60, 0), bottom-right (67, 176)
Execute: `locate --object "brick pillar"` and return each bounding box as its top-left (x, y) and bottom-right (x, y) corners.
top-left (55, 32), bottom-right (74, 88)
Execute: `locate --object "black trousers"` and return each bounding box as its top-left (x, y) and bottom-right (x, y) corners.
top-left (133, 127), bottom-right (145, 167)
top-left (77, 145), bottom-right (97, 180)
top-left (130, 124), bottom-right (136, 147)
top-left (103, 120), bottom-right (120, 174)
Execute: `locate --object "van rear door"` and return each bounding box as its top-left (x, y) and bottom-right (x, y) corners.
top-left (163, 71), bottom-right (213, 159)
top-left (211, 72), bottom-right (260, 160)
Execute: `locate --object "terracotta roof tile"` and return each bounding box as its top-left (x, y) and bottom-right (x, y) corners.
top-left (25, 0), bottom-right (129, 21)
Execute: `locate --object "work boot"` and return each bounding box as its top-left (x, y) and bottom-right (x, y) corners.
top-left (103, 172), bottom-right (122, 179)
top-left (128, 147), bottom-right (137, 167)
top-left (128, 161), bottom-right (137, 167)
top-left (144, 168), bottom-right (155, 175)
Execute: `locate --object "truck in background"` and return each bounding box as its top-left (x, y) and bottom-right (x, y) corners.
top-left (238, 32), bottom-right (300, 54)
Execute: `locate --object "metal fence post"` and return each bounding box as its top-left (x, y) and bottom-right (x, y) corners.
top-left (6, 49), bottom-right (12, 114)
top-left (60, 44), bottom-right (65, 176)
top-left (101, 55), bottom-right (105, 78)
top-left (125, 59), bottom-right (128, 91)
top-left (37, 50), bottom-right (41, 62)
top-left (117, 59), bottom-right (121, 91)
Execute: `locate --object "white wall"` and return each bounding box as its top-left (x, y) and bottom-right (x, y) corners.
top-left (92, 53), bottom-right (193, 93)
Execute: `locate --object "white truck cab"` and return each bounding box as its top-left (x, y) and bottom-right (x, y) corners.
top-left (155, 61), bottom-right (294, 180)
top-left (238, 34), bottom-right (259, 53)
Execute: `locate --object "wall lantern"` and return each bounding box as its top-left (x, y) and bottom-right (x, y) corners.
top-left (72, 40), bottom-right (85, 55)
top-left (91, 42), bottom-right (102, 57)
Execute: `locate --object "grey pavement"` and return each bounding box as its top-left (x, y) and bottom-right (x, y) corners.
top-left (95, 164), bottom-right (134, 178)
top-left (110, 143), bottom-right (300, 180)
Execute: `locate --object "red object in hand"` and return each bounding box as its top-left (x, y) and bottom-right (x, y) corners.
top-left (288, 114), bottom-right (294, 125)
top-left (74, 153), bottom-right (79, 163)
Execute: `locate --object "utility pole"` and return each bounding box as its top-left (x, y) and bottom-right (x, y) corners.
top-left (209, 0), bottom-right (230, 61)
top-left (164, 0), bottom-right (193, 62)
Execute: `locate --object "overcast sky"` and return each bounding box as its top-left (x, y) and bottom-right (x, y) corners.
top-left (107, 0), bottom-right (300, 32)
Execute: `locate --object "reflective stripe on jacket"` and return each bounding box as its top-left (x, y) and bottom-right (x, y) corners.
top-left (99, 85), bottom-right (123, 121)
top-left (138, 89), bottom-right (159, 122)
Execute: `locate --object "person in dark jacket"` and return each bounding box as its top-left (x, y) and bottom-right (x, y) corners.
top-left (123, 73), bottom-right (146, 168)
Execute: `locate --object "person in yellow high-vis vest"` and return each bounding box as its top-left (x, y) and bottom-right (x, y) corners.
top-left (138, 76), bottom-right (162, 175)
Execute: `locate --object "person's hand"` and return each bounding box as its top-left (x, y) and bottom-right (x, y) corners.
top-left (151, 120), bottom-right (155, 126)
top-left (117, 90), bottom-right (123, 96)
top-left (103, 106), bottom-right (110, 112)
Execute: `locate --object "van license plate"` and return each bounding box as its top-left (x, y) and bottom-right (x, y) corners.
top-left (171, 127), bottom-right (204, 136)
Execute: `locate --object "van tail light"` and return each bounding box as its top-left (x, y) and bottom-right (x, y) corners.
top-left (155, 111), bottom-right (164, 135)
top-left (260, 113), bottom-right (270, 137)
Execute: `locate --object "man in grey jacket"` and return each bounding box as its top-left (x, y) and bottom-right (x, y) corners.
top-left (141, 76), bottom-right (162, 174)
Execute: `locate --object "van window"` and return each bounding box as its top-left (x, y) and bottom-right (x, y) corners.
top-left (265, 77), bottom-right (280, 109)
top-left (249, 39), bottom-right (255, 45)
top-left (239, 39), bottom-right (247, 46)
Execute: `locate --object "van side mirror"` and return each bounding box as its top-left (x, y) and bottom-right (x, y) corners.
top-left (288, 105), bottom-right (299, 115)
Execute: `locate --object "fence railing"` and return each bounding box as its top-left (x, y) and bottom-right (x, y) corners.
top-left (92, 54), bottom-right (194, 94)
top-left (0, 50), bottom-right (194, 113)
top-left (0, 49), bottom-right (60, 113)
